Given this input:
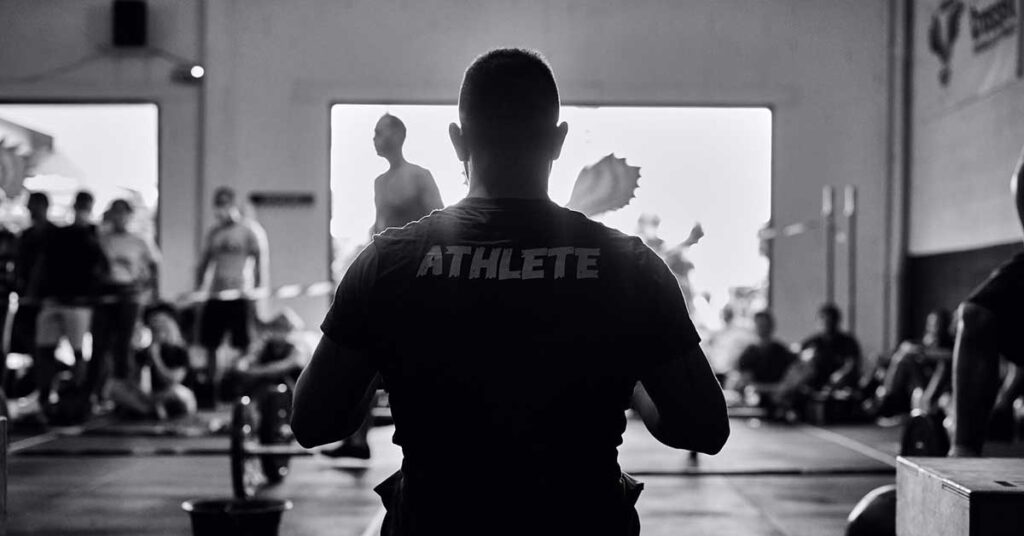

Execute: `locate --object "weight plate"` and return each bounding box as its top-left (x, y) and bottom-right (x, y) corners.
top-left (900, 411), bottom-right (949, 456)
top-left (258, 384), bottom-right (293, 484)
top-left (231, 396), bottom-right (267, 499)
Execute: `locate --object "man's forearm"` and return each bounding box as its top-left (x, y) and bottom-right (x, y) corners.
top-left (634, 347), bottom-right (730, 453)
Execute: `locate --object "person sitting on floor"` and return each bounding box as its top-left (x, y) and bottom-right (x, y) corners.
top-left (219, 308), bottom-right (309, 400)
top-left (773, 303), bottom-right (862, 420)
top-left (871, 309), bottom-right (954, 418)
top-left (109, 303), bottom-right (196, 420)
top-left (730, 310), bottom-right (796, 411)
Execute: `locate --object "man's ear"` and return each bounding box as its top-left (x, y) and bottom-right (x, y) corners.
top-left (551, 122), bottom-right (569, 160)
top-left (449, 122), bottom-right (469, 162)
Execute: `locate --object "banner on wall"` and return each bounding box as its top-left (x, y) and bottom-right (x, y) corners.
top-left (916, 0), bottom-right (1021, 117)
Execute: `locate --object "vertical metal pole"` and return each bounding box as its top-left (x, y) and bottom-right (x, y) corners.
top-left (1, 416), bottom-right (7, 536)
top-left (822, 186), bottom-right (836, 305)
top-left (845, 186), bottom-right (858, 334)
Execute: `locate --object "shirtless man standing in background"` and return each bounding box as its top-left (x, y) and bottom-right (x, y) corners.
top-left (328, 114), bottom-right (444, 459)
top-left (195, 187), bottom-right (268, 407)
top-left (372, 114), bottom-right (444, 233)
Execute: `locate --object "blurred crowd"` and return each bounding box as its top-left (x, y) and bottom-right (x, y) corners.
top-left (702, 300), bottom-right (1024, 428)
top-left (0, 187), bottom-right (311, 428)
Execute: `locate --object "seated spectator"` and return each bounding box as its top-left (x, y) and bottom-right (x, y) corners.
top-left (109, 303), bottom-right (196, 420)
top-left (773, 304), bottom-right (862, 419)
top-left (731, 311), bottom-right (796, 407)
top-left (704, 305), bottom-right (757, 381)
top-left (872, 309), bottom-right (953, 418)
top-left (219, 308), bottom-right (308, 400)
top-left (800, 303), bottom-right (862, 389)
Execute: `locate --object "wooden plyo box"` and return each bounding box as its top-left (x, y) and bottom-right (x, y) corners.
top-left (897, 457), bottom-right (1024, 536)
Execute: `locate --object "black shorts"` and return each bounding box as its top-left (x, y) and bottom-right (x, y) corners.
top-left (966, 252), bottom-right (1024, 364)
top-left (198, 299), bottom-right (252, 351)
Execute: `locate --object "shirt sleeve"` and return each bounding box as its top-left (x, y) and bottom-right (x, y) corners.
top-left (633, 241), bottom-right (702, 371)
top-left (737, 346), bottom-right (756, 372)
top-left (145, 236), bottom-right (162, 265)
top-left (320, 242), bottom-right (378, 350)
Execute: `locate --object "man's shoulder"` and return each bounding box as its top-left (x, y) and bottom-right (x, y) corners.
top-left (407, 163), bottom-right (432, 177)
top-left (371, 208), bottom-right (446, 244)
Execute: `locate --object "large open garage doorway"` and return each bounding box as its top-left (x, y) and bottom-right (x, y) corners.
top-left (0, 104), bottom-right (159, 239)
top-left (0, 104), bottom-right (159, 402)
top-left (330, 104), bottom-right (771, 336)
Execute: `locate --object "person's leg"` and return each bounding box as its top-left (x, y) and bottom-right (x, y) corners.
top-left (877, 348), bottom-right (928, 417)
top-left (33, 306), bottom-right (61, 415)
top-left (86, 303), bottom-right (114, 400)
top-left (107, 377), bottom-right (153, 418)
top-left (950, 302), bottom-right (1003, 456)
top-left (197, 300), bottom-right (227, 408)
top-left (227, 299), bottom-right (253, 356)
top-left (110, 300), bottom-right (141, 382)
top-left (65, 307), bottom-right (92, 390)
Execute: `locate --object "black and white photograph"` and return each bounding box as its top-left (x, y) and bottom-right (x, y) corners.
top-left (0, 1), bottom-right (1023, 535)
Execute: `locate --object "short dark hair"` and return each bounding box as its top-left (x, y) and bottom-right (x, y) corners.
top-left (213, 186), bottom-right (236, 207)
top-left (818, 303), bottom-right (841, 323)
top-left (109, 198), bottom-right (134, 214)
top-left (144, 302), bottom-right (179, 325)
top-left (458, 48), bottom-right (560, 142)
top-left (28, 192), bottom-right (49, 207)
top-left (381, 114), bottom-right (407, 144)
top-left (753, 310), bottom-right (774, 324)
top-left (73, 190), bottom-right (94, 211)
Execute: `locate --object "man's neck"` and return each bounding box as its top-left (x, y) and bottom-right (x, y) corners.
top-left (385, 152), bottom-right (406, 170)
top-left (466, 182), bottom-right (549, 200)
top-left (465, 162), bottom-right (551, 200)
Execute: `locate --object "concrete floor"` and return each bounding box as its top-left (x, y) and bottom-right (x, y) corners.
top-left (7, 417), bottom-right (900, 535)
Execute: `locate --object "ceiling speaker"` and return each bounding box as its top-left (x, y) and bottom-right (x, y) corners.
top-left (112, 0), bottom-right (147, 48)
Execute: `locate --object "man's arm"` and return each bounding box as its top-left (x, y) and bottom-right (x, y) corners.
top-left (292, 242), bottom-right (379, 448)
top-left (292, 336), bottom-right (378, 448)
top-left (195, 230), bottom-right (213, 289)
top-left (147, 347), bottom-right (187, 386)
top-left (632, 345), bottom-right (730, 454)
top-left (420, 171), bottom-right (444, 211)
top-left (373, 177), bottom-right (387, 234)
top-left (249, 222), bottom-right (270, 290)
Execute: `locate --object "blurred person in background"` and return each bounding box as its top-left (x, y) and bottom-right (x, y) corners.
top-left (0, 206), bottom-right (17, 377)
top-left (109, 303), bottom-right (195, 420)
top-left (773, 303), bottom-right (862, 419)
top-left (31, 191), bottom-right (108, 422)
top-left (704, 305), bottom-right (756, 382)
top-left (219, 308), bottom-right (309, 400)
top-left (329, 114), bottom-right (446, 460)
top-left (195, 186), bottom-right (268, 407)
top-left (10, 193), bottom-right (54, 361)
top-left (730, 310), bottom-right (796, 410)
top-left (372, 113), bottom-right (444, 234)
top-left (870, 309), bottom-right (954, 419)
top-left (87, 199), bottom-right (161, 412)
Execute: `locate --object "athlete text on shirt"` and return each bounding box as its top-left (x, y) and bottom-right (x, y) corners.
top-left (415, 246), bottom-right (600, 280)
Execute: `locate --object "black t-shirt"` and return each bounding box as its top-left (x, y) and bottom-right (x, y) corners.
top-left (15, 221), bottom-right (54, 296)
top-left (322, 197), bottom-right (700, 522)
top-left (800, 332), bottom-right (861, 386)
top-left (737, 340), bottom-right (796, 384)
top-left (136, 343), bottom-right (190, 392)
top-left (37, 223), bottom-right (108, 302)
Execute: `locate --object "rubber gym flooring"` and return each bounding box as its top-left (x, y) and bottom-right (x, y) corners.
top-left (5, 413), bottom-right (910, 536)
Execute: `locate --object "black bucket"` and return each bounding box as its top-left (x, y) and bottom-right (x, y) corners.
top-left (182, 498), bottom-right (293, 536)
